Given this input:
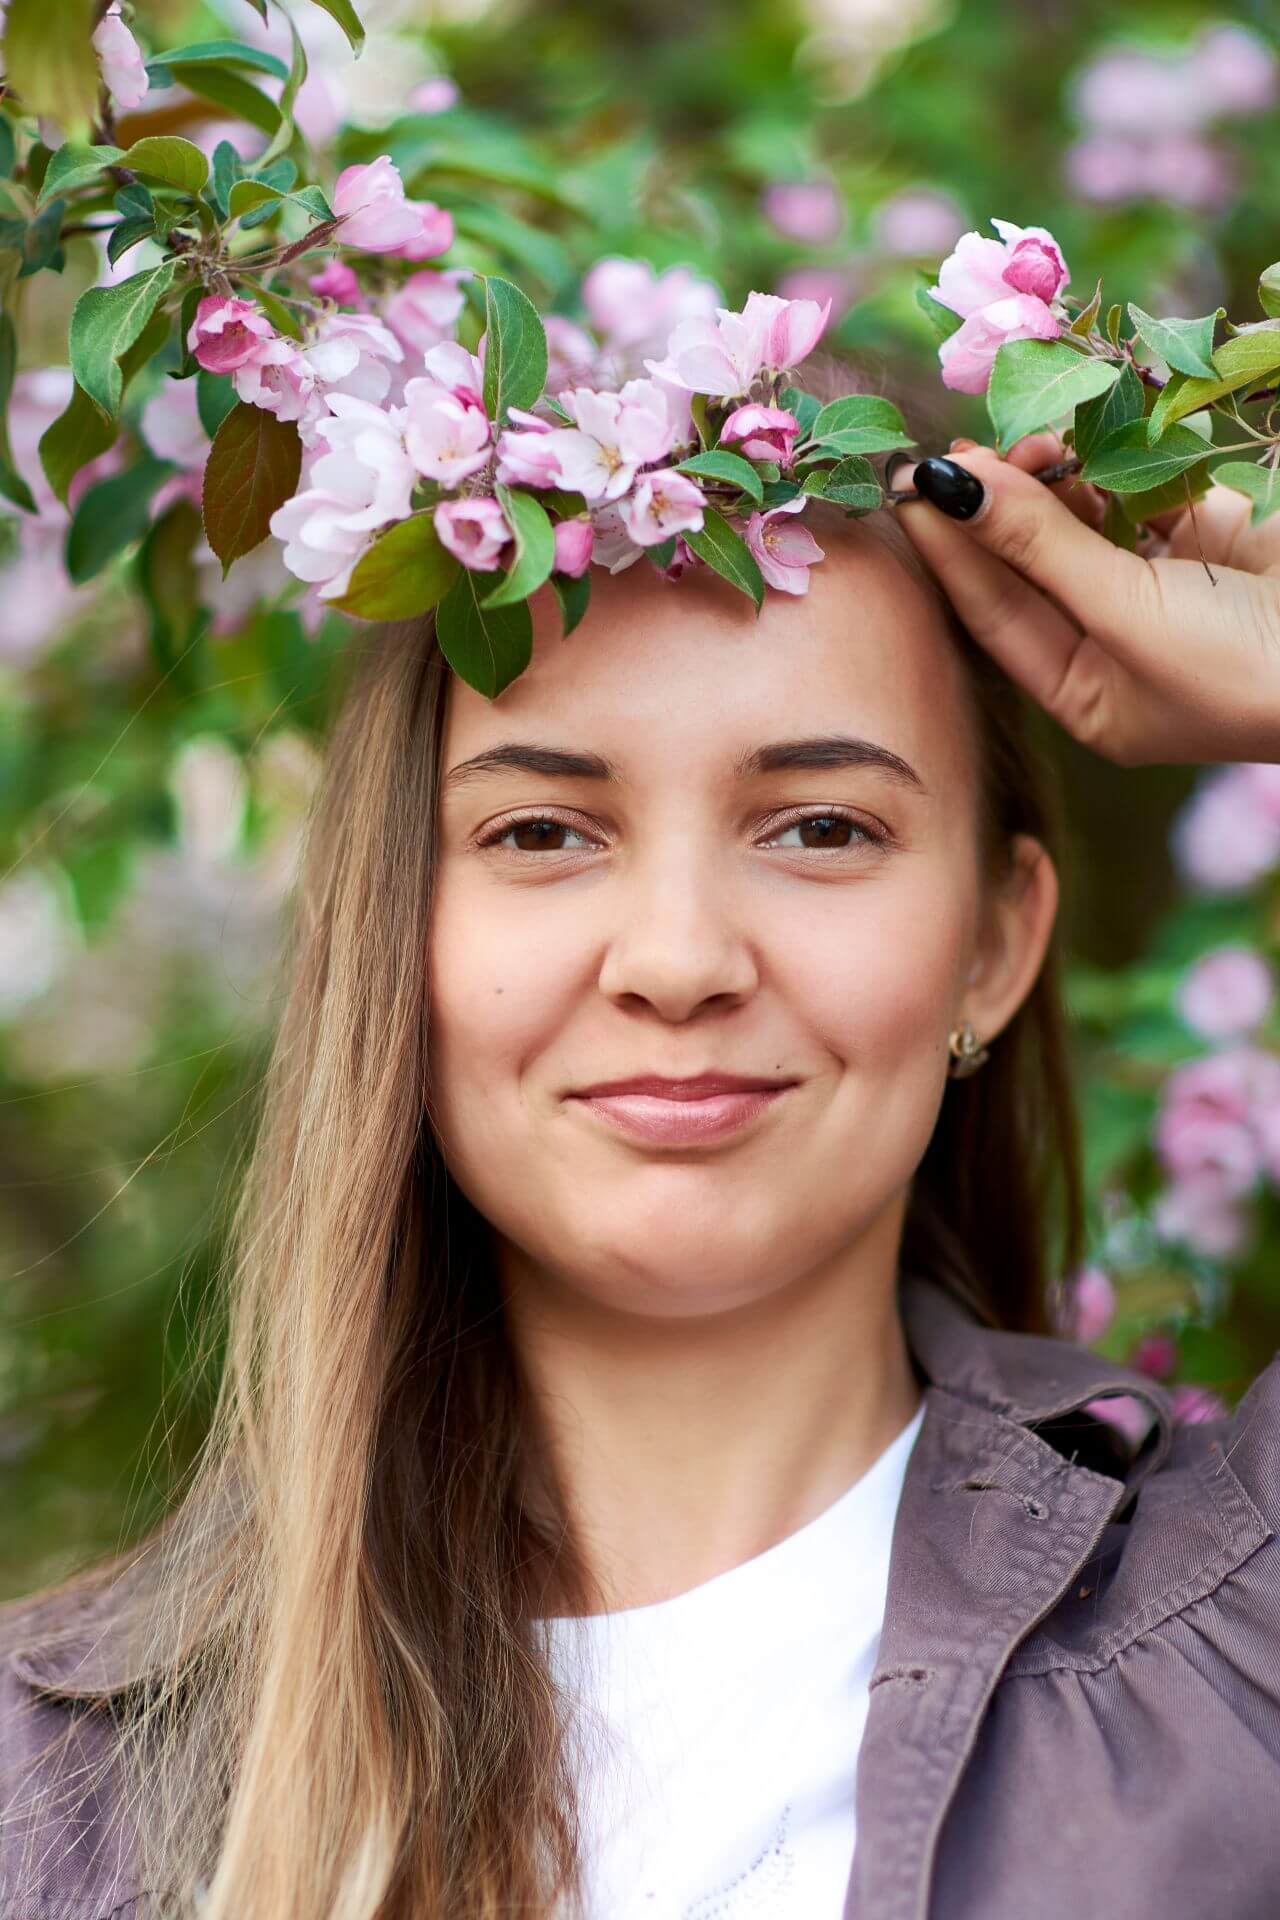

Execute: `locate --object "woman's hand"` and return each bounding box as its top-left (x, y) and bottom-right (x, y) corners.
top-left (893, 433), bottom-right (1280, 767)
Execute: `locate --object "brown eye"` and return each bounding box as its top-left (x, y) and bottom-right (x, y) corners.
top-left (480, 815), bottom-right (596, 854)
top-left (766, 811), bottom-right (883, 852)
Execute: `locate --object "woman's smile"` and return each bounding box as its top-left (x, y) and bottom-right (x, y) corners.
top-left (566, 1083), bottom-right (795, 1146)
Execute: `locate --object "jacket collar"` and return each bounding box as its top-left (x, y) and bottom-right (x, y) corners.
top-left (13, 1268), bottom-right (1173, 1706)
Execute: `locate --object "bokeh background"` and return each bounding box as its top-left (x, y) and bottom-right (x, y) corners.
top-left (5, 0), bottom-right (1280, 1598)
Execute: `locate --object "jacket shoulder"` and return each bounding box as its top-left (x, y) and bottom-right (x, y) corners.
top-left (0, 1596), bottom-right (144, 1918)
top-left (1010, 1346), bottom-right (1280, 1681)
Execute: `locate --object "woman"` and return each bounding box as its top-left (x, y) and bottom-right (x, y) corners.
top-left (2, 434), bottom-right (1278, 1920)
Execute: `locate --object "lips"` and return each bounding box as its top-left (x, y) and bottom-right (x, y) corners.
top-left (569, 1073), bottom-right (796, 1101)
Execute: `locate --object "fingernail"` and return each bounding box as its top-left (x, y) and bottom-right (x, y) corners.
top-left (884, 450), bottom-right (917, 493)
top-left (949, 437), bottom-right (977, 452)
top-left (912, 456), bottom-right (986, 521)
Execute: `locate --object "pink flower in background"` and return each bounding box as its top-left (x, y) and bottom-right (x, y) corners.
top-left (1083, 1395), bottom-right (1152, 1447)
top-left (384, 200), bottom-right (454, 262)
top-left (618, 469), bottom-right (706, 546)
top-left (403, 382), bottom-right (491, 484)
top-left (1170, 1383), bottom-right (1229, 1424)
top-left (309, 259), bottom-right (361, 303)
top-left (269, 397), bottom-right (414, 600)
top-left (552, 519), bottom-right (594, 578)
top-left (1176, 947), bottom-right (1276, 1041)
top-left (1171, 764), bottom-right (1280, 893)
top-left (544, 315), bottom-right (601, 393)
top-left (330, 157), bottom-right (424, 252)
top-left (1195, 23), bottom-right (1278, 115)
top-left (1067, 1264), bottom-right (1116, 1343)
top-left (773, 267), bottom-right (861, 321)
top-left (1154, 1045), bottom-right (1280, 1196)
top-left (761, 180), bottom-right (843, 245)
top-left (434, 497), bottom-right (511, 571)
top-left (581, 258), bottom-right (722, 357)
top-left (409, 76), bottom-right (461, 114)
top-left (140, 380), bottom-right (206, 509)
top-left (1152, 1172), bottom-right (1254, 1260)
top-left (1129, 1331), bottom-right (1179, 1379)
top-left (382, 269), bottom-right (469, 355)
top-left (719, 403), bottom-right (803, 466)
top-left (92, 7), bottom-right (149, 112)
top-left (871, 187), bottom-right (967, 258)
top-left (744, 496), bottom-right (825, 594)
top-left (188, 296), bottom-right (276, 374)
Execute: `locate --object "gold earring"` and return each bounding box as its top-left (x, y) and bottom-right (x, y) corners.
top-left (947, 1021), bottom-right (990, 1078)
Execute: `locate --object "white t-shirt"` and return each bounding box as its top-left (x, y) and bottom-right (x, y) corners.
top-left (542, 1399), bottom-right (926, 1920)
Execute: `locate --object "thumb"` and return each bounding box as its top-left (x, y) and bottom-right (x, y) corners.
top-left (899, 446), bottom-right (1161, 657)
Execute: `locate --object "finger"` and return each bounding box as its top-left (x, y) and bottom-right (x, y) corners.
top-left (897, 445), bottom-right (1162, 668)
top-left (950, 432), bottom-right (1103, 532)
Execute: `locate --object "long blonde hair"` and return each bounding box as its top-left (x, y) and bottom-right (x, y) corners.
top-left (3, 496), bottom-right (1081, 1918)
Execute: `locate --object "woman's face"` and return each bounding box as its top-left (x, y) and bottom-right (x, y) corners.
top-left (427, 520), bottom-right (1057, 1319)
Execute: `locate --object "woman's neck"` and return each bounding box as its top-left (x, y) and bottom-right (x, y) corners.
top-left (503, 1204), bottom-right (923, 1619)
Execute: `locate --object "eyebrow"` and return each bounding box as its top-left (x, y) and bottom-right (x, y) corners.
top-left (442, 734), bottom-right (927, 795)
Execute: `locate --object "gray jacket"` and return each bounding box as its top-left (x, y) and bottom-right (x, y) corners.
top-left (3, 1270), bottom-right (1279, 1919)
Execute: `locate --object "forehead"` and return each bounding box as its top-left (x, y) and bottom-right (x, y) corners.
top-left (438, 515), bottom-right (974, 794)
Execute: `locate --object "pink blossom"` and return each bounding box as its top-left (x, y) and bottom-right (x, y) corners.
top-left (330, 157), bottom-right (424, 253)
top-left (646, 290), bottom-right (831, 397)
top-left (937, 295), bottom-right (1062, 396)
top-left (309, 259), bottom-right (361, 303)
top-left (508, 380), bottom-right (679, 503)
top-left (434, 497), bottom-right (511, 572)
top-left (269, 397), bottom-right (414, 601)
top-left (1154, 1045), bottom-right (1280, 1196)
top-left (188, 296), bottom-right (276, 375)
top-left (1072, 48), bottom-right (1205, 137)
top-left (1145, 135), bottom-right (1236, 214)
top-left (494, 419), bottom-right (566, 489)
top-left (1129, 1332), bottom-right (1179, 1380)
top-left (403, 380), bottom-right (490, 484)
top-left (409, 76), bottom-right (460, 114)
top-left (92, 7), bottom-right (149, 112)
top-left (382, 268), bottom-right (469, 355)
top-left (871, 188), bottom-right (967, 258)
top-left (544, 316), bottom-right (601, 392)
top-left (618, 469), bottom-right (706, 546)
top-left (420, 341), bottom-right (485, 412)
top-left (743, 496), bottom-right (825, 595)
top-left (1152, 1173), bottom-right (1254, 1260)
top-left (1083, 1395), bottom-right (1152, 1447)
top-left (383, 201), bottom-right (454, 262)
top-left (581, 257), bottom-right (722, 356)
top-left (140, 380), bottom-right (206, 512)
top-left (1171, 764), bottom-right (1280, 893)
top-left (719, 404), bottom-right (802, 466)
top-left (552, 518), bottom-right (594, 578)
top-left (1067, 1264), bottom-right (1116, 1343)
top-left (1169, 1383), bottom-right (1229, 1425)
top-left (773, 267), bottom-right (862, 320)
top-left (302, 311), bottom-right (403, 413)
top-left (761, 180), bottom-right (843, 245)
top-left (589, 503), bottom-right (647, 575)
top-left (1176, 947), bottom-right (1276, 1042)
top-left (1194, 24), bottom-right (1277, 116)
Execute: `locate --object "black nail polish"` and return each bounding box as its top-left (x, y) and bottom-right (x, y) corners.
top-left (912, 456), bottom-right (985, 520)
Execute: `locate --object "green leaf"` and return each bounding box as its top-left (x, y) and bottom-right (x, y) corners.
top-left (3, 0), bottom-right (101, 141)
top-left (196, 370), bottom-right (237, 439)
top-left (551, 569), bottom-right (591, 637)
top-left (247, 284), bottom-right (304, 342)
top-left (164, 63), bottom-right (282, 138)
top-left (800, 424), bottom-right (914, 459)
top-left (145, 39), bottom-right (289, 78)
top-left (1212, 460), bottom-right (1280, 526)
top-left (7, 198), bottom-right (66, 278)
top-left (306, 0), bottom-right (365, 54)
top-left (1259, 265), bottom-right (1280, 323)
top-left (677, 448), bottom-right (763, 504)
top-left (135, 500), bottom-right (206, 668)
top-left (1146, 329), bottom-right (1280, 438)
top-left (914, 282), bottom-right (962, 342)
top-left (0, 118), bottom-right (15, 180)
top-left (806, 455), bottom-right (880, 511)
top-left (123, 137), bottom-right (210, 197)
top-left (481, 276), bottom-right (548, 425)
top-left (448, 204), bottom-right (568, 289)
top-left (779, 386), bottom-right (820, 436)
top-left (436, 567), bottom-right (534, 698)
top-left (1079, 422), bottom-right (1212, 494)
top-left (682, 506), bottom-right (765, 611)
top-left (227, 178), bottom-right (287, 220)
top-left (1128, 303), bottom-right (1222, 381)
top-left (809, 395), bottom-right (909, 444)
top-left (65, 457), bottom-right (173, 583)
top-left (1117, 463), bottom-right (1212, 526)
top-left (257, 11), bottom-right (308, 169)
top-left (986, 339), bottom-right (1119, 453)
top-left (332, 511), bottom-right (460, 619)
top-left (38, 143), bottom-right (125, 206)
top-left (209, 140), bottom-right (244, 219)
top-left (484, 486), bottom-right (555, 608)
top-left (646, 537), bottom-right (677, 569)
top-left (202, 403), bottom-right (303, 575)
top-left (68, 260), bottom-right (177, 420)
top-left (39, 306), bottom-right (168, 503)
top-left (107, 216), bottom-right (155, 267)
top-left (1069, 278), bottom-right (1103, 338)
top-left (0, 313), bottom-right (36, 512)
top-left (114, 182), bottom-right (153, 221)
top-left (1073, 360), bottom-right (1144, 465)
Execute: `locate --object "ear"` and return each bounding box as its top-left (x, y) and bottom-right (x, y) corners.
top-left (958, 834), bottom-right (1059, 1043)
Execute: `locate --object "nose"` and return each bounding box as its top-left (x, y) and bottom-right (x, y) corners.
top-left (595, 834), bottom-right (759, 1022)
